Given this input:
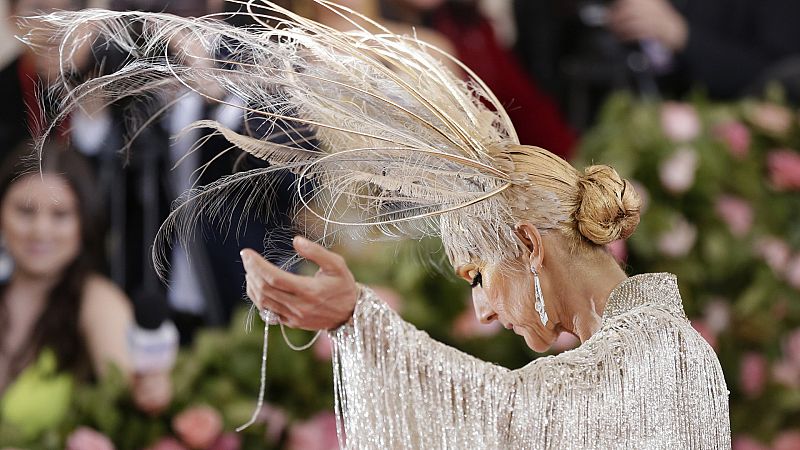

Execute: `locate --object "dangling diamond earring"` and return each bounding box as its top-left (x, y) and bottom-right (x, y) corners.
top-left (531, 266), bottom-right (548, 326)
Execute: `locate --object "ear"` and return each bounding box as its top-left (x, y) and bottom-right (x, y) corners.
top-left (514, 222), bottom-right (544, 271)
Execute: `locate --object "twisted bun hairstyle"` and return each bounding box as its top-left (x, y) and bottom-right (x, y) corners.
top-left (575, 165), bottom-right (642, 245)
top-left (502, 146), bottom-right (642, 248)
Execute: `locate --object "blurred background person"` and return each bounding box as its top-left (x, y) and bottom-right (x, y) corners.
top-left (377, 0), bottom-right (577, 158)
top-left (0, 142), bottom-right (171, 434)
top-left (607, 0), bottom-right (800, 101)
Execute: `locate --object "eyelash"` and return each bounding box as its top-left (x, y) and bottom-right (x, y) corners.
top-left (470, 272), bottom-right (482, 288)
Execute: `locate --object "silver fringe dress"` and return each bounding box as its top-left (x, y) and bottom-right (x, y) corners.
top-left (330, 273), bottom-right (731, 449)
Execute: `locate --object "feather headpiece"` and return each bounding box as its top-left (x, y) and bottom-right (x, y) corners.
top-left (19, 0), bottom-right (537, 272)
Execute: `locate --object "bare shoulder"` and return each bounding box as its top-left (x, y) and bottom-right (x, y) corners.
top-left (80, 274), bottom-right (133, 321)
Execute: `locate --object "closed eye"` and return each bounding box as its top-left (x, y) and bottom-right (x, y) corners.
top-left (470, 272), bottom-right (482, 288)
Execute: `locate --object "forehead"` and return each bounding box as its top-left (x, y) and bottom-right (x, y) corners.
top-left (5, 173), bottom-right (76, 206)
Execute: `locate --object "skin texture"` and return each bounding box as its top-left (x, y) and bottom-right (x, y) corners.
top-left (242, 223), bottom-right (628, 352)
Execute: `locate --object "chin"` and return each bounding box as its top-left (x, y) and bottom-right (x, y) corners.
top-left (523, 332), bottom-right (553, 353)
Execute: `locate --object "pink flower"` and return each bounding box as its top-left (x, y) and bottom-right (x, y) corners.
top-left (452, 307), bottom-right (502, 338)
top-left (732, 435), bottom-right (769, 450)
top-left (786, 256), bottom-right (800, 290)
top-left (659, 147), bottom-right (699, 194)
top-left (286, 411), bottom-right (340, 450)
top-left (657, 216), bottom-right (697, 258)
top-left (784, 329), bottom-right (800, 365)
top-left (773, 431), bottom-right (800, 450)
top-left (66, 427), bottom-right (115, 450)
top-left (739, 352), bottom-right (767, 398)
top-left (313, 334), bottom-right (333, 361)
top-left (748, 103), bottom-right (792, 136)
top-left (209, 433), bottom-right (241, 450)
top-left (715, 195), bottom-right (753, 237)
top-left (371, 286), bottom-right (403, 311)
top-left (754, 237), bottom-right (791, 276)
top-left (691, 319), bottom-right (718, 351)
top-left (258, 403), bottom-right (289, 444)
top-left (606, 240), bottom-right (628, 263)
top-left (173, 405), bottom-right (224, 450)
top-left (145, 438), bottom-right (187, 450)
top-left (630, 180), bottom-right (650, 212)
top-left (772, 360), bottom-right (800, 389)
top-left (767, 150), bottom-right (800, 191)
top-left (714, 121), bottom-right (751, 159)
top-left (551, 332), bottom-right (580, 353)
top-left (660, 102), bottom-right (701, 142)
top-left (704, 298), bottom-right (731, 334)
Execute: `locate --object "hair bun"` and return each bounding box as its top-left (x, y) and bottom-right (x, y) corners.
top-left (575, 165), bottom-right (642, 245)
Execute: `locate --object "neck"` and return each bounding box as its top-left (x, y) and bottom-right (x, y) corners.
top-left (7, 270), bottom-right (61, 301)
top-left (553, 257), bottom-right (627, 342)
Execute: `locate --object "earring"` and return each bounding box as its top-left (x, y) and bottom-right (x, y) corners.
top-left (531, 266), bottom-right (548, 326)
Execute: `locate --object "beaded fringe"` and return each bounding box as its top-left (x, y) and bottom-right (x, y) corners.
top-left (330, 273), bottom-right (730, 449)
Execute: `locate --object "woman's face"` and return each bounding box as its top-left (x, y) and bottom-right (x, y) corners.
top-left (1, 173), bottom-right (82, 279)
top-left (455, 256), bottom-right (560, 352)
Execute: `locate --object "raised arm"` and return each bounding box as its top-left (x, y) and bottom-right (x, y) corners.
top-left (241, 237), bottom-right (513, 448)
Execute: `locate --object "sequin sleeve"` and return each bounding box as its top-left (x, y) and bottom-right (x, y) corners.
top-left (329, 286), bottom-right (514, 448)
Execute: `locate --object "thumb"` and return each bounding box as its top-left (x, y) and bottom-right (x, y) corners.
top-left (293, 236), bottom-right (345, 273)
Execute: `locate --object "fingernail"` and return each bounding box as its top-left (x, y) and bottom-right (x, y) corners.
top-left (240, 250), bottom-right (250, 264)
top-left (294, 236), bottom-right (307, 247)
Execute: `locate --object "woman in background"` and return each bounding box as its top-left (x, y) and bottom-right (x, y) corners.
top-left (0, 142), bottom-right (168, 428)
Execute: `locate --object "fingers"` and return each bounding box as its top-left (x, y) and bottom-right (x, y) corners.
top-left (240, 248), bottom-right (309, 294)
top-left (292, 236), bottom-right (346, 274)
top-left (245, 272), bottom-right (302, 319)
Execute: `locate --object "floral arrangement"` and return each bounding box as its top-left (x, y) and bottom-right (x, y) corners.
top-left (579, 91), bottom-right (800, 448)
top-left (3, 91), bottom-right (800, 449)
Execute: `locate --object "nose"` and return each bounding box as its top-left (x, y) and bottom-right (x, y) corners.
top-left (472, 288), bottom-right (497, 324)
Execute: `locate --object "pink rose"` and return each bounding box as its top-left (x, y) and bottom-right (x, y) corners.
top-left (748, 103), bottom-right (792, 136)
top-left (145, 438), bottom-right (188, 450)
top-left (714, 121), bottom-right (751, 159)
top-left (371, 286), bottom-right (403, 311)
top-left (659, 147), bottom-right (699, 194)
top-left (715, 195), bottom-right (753, 237)
top-left (257, 403), bottom-right (289, 444)
top-left (784, 328), bottom-right (800, 365)
top-left (606, 240), bottom-right (628, 263)
top-left (551, 332), bottom-right (580, 353)
top-left (66, 427), bottom-right (115, 450)
top-left (286, 412), bottom-right (340, 450)
top-left (772, 359), bottom-right (800, 389)
top-left (773, 431), bottom-right (800, 450)
top-left (753, 237), bottom-right (791, 276)
top-left (767, 150), bottom-right (800, 191)
top-left (173, 405), bottom-right (224, 450)
top-left (786, 256), bottom-right (800, 290)
top-left (731, 435), bottom-right (769, 450)
top-left (630, 180), bottom-right (650, 212)
top-left (657, 216), bottom-right (697, 258)
top-left (661, 102), bottom-right (701, 142)
top-left (209, 433), bottom-right (241, 450)
top-left (704, 298), bottom-right (731, 334)
top-left (313, 334), bottom-right (333, 361)
top-left (691, 319), bottom-right (718, 350)
top-left (739, 352), bottom-right (767, 398)
top-left (452, 307), bottom-right (502, 339)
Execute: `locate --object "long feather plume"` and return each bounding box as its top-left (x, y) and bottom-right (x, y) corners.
top-left (18, 0), bottom-right (527, 274)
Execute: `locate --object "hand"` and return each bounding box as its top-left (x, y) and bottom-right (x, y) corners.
top-left (241, 236), bottom-right (358, 330)
top-left (132, 371), bottom-right (173, 416)
top-left (608, 0), bottom-right (688, 51)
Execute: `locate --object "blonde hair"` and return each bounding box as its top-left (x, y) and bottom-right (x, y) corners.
top-left (502, 145), bottom-right (641, 246)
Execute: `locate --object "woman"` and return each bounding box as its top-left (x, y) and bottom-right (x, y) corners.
top-left (0, 143), bottom-right (168, 426)
top-left (26, 2), bottom-right (729, 447)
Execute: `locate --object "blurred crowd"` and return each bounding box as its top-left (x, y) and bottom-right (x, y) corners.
top-left (1, 0), bottom-right (800, 447)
